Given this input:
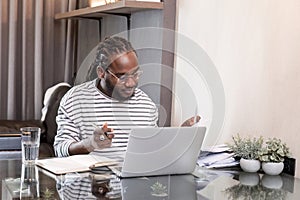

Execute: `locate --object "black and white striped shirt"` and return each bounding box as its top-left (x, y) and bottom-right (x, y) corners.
top-left (54, 79), bottom-right (158, 157)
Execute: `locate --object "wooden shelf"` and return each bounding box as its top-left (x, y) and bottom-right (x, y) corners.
top-left (55, 1), bottom-right (164, 20)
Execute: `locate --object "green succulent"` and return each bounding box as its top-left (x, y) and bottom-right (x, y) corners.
top-left (259, 138), bottom-right (290, 163)
top-left (227, 134), bottom-right (264, 160)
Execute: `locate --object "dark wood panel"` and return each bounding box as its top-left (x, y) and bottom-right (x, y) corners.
top-left (159, 0), bottom-right (176, 127)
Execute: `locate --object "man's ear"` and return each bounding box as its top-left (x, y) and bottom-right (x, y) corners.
top-left (97, 66), bottom-right (105, 78)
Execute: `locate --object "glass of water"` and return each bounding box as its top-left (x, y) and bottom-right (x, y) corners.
top-left (20, 127), bottom-right (41, 164)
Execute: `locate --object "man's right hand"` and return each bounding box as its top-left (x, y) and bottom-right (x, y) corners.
top-left (68, 123), bottom-right (114, 155)
top-left (83, 123), bottom-right (114, 152)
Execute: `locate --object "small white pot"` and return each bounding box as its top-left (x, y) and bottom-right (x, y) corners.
top-left (240, 158), bottom-right (261, 173)
top-left (262, 162), bottom-right (284, 175)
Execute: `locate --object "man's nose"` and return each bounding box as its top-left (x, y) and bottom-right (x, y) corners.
top-left (124, 77), bottom-right (137, 87)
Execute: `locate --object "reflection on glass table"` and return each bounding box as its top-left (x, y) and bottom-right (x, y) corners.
top-left (56, 173), bottom-right (198, 200)
top-left (56, 173), bottom-right (121, 200)
top-left (20, 164), bottom-right (40, 198)
top-left (2, 163), bottom-right (57, 199)
top-left (1, 159), bottom-right (299, 200)
top-left (120, 174), bottom-right (197, 200)
top-left (197, 170), bottom-right (297, 200)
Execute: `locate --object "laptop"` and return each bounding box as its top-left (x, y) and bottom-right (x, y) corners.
top-left (110, 126), bottom-right (206, 178)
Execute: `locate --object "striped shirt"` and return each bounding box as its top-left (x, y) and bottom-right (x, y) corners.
top-left (54, 79), bottom-right (158, 157)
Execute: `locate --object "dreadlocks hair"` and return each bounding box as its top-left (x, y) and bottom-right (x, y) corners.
top-left (86, 36), bottom-right (136, 81)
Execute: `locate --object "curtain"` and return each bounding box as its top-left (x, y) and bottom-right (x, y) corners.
top-left (0, 0), bottom-right (77, 120)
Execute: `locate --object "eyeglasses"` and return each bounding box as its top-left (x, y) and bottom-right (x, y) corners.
top-left (106, 68), bottom-right (143, 84)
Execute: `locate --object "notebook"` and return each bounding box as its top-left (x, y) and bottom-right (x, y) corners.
top-left (36, 154), bottom-right (116, 175)
top-left (110, 126), bottom-right (206, 178)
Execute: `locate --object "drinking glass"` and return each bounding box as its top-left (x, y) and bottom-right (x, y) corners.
top-left (20, 127), bottom-right (41, 164)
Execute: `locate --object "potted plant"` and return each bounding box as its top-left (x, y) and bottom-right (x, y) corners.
top-left (228, 134), bottom-right (264, 172)
top-left (259, 138), bottom-right (290, 175)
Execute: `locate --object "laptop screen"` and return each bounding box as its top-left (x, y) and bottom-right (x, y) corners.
top-left (119, 126), bottom-right (206, 177)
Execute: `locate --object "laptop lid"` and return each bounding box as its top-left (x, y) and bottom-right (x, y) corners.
top-left (114, 126), bottom-right (206, 178)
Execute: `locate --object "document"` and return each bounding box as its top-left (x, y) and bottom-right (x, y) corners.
top-left (198, 152), bottom-right (237, 167)
top-left (36, 154), bottom-right (117, 175)
top-left (197, 144), bottom-right (239, 169)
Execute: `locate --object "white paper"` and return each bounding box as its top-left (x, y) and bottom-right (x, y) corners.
top-left (36, 154), bottom-right (115, 174)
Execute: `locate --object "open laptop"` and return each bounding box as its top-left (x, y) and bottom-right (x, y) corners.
top-left (110, 126), bottom-right (206, 178)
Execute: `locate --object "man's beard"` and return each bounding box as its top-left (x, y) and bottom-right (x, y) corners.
top-left (106, 79), bottom-right (135, 101)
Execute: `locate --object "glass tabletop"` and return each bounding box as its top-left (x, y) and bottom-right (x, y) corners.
top-left (1, 159), bottom-right (299, 199)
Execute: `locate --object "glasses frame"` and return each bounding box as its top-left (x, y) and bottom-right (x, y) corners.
top-left (106, 68), bottom-right (143, 84)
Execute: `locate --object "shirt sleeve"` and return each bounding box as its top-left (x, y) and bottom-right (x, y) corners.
top-left (153, 105), bottom-right (159, 127)
top-left (54, 90), bottom-right (80, 157)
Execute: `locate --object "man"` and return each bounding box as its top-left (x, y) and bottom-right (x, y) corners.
top-left (54, 36), bottom-right (199, 157)
top-left (54, 36), bottom-right (158, 157)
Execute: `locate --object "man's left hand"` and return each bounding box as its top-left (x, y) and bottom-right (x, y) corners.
top-left (181, 115), bottom-right (201, 127)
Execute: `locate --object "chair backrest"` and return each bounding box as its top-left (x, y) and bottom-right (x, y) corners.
top-left (43, 85), bottom-right (71, 145)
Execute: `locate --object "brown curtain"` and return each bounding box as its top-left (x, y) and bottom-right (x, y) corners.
top-left (0, 0), bottom-right (78, 120)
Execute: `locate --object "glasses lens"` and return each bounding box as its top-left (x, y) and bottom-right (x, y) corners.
top-left (119, 70), bottom-right (143, 83)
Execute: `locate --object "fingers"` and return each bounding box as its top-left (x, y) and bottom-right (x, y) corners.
top-left (93, 134), bottom-right (113, 150)
top-left (100, 133), bottom-right (114, 143)
top-left (180, 115), bottom-right (201, 127)
top-left (107, 133), bottom-right (114, 139)
top-left (94, 122), bottom-right (113, 135)
top-left (190, 115), bottom-right (201, 126)
top-left (101, 123), bottom-right (114, 140)
top-left (99, 133), bottom-right (114, 141)
top-left (188, 119), bottom-right (194, 126)
top-left (102, 122), bottom-right (113, 134)
top-left (91, 122), bottom-right (114, 150)
top-left (191, 115), bottom-right (201, 124)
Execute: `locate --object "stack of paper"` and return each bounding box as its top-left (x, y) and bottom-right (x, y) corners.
top-left (197, 144), bottom-right (239, 169)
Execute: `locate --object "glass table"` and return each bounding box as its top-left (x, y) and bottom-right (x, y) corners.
top-left (0, 159), bottom-right (299, 199)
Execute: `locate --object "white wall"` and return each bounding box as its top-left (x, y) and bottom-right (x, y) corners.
top-left (173, 0), bottom-right (300, 177)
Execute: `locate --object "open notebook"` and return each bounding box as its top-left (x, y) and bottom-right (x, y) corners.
top-left (36, 154), bottom-right (117, 175)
